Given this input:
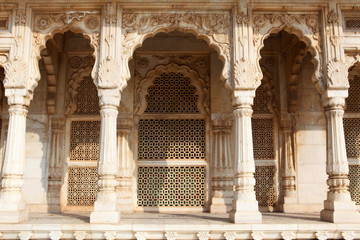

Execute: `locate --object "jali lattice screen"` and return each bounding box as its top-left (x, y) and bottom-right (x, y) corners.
top-left (253, 82), bottom-right (270, 114)
top-left (74, 77), bottom-right (100, 115)
top-left (255, 165), bottom-right (276, 207)
top-left (67, 167), bottom-right (98, 206)
top-left (138, 119), bottom-right (205, 161)
top-left (145, 72), bottom-right (199, 113)
top-left (349, 165), bottom-right (360, 205)
top-left (70, 121), bottom-right (100, 161)
top-left (346, 75), bottom-right (360, 113)
top-left (137, 166), bottom-right (206, 207)
top-left (252, 118), bottom-right (275, 160)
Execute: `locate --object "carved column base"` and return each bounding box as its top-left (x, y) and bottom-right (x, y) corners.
top-left (279, 196), bottom-right (298, 213)
top-left (320, 203), bottom-right (360, 223)
top-left (0, 209), bottom-right (28, 223)
top-left (210, 190), bottom-right (233, 213)
top-left (116, 176), bottom-right (133, 213)
top-left (0, 190), bottom-right (28, 223)
top-left (229, 205), bottom-right (262, 223)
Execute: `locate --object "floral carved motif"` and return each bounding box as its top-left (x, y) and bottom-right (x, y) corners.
top-left (74, 231), bottom-right (88, 240)
top-left (97, 58), bottom-right (123, 89)
top-left (281, 231), bottom-right (296, 240)
top-left (18, 231), bottom-right (32, 240)
top-left (327, 60), bottom-right (350, 89)
top-left (104, 231), bottom-right (117, 240)
top-left (85, 16), bottom-right (99, 30)
top-left (165, 232), bottom-right (178, 240)
top-left (3, 58), bottom-right (27, 88)
top-left (233, 59), bottom-right (262, 89)
top-left (51, 11), bottom-right (86, 25)
top-left (135, 232), bottom-right (149, 240)
top-left (197, 232), bottom-right (210, 240)
top-left (36, 16), bottom-right (51, 30)
top-left (15, 11), bottom-right (26, 25)
top-left (224, 231), bottom-right (237, 240)
top-left (327, 10), bottom-right (339, 23)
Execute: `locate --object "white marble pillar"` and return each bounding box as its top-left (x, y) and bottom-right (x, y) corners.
top-left (279, 117), bottom-right (297, 212)
top-left (210, 114), bottom-right (233, 213)
top-left (320, 97), bottom-right (360, 223)
top-left (229, 92), bottom-right (262, 223)
top-left (47, 117), bottom-right (65, 212)
top-left (90, 105), bottom-right (120, 223)
top-left (0, 104), bottom-right (29, 223)
top-left (116, 118), bottom-right (133, 212)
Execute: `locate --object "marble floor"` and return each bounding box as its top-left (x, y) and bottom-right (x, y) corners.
top-left (0, 212), bottom-right (359, 239)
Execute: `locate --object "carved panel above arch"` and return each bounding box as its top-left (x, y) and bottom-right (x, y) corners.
top-left (252, 13), bottom-right (324, 93)
top-left (135, 63), bottom-right (210, 115)
top-left (121, 11), bottom-right (231, 88)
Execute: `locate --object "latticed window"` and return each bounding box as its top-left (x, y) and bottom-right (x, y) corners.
top-left (65, 57), bottom-right (100, 208)
top-left (252, 72), bottom-right (277, 208)
top-left (136, 65), bottom-right (208, 208)
top-left (344, 67), bottom-right (360, 205)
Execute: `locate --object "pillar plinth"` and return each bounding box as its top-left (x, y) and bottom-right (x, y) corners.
top-left (320, 97), bottom-right (360, 223)
top-left (229, 94), bottom-right (262, 223)
top-left (90, 105), bottom-right (120, 223)
top-left (0, 104), bottom-right (29, 223)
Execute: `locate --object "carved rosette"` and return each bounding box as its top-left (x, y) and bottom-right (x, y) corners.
top-left (121, 11), bottom-right (231, 87)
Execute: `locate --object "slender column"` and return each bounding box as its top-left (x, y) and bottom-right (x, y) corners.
top-left (210, 115), bottom-right (233, 213)
top-left (320, 97), bottom-right (360, 223)
top-left (47, 117), bottom-right (65, 212)
top-left (279, 117), bottom-right (297, 212)
top-left (116, 118), bottom-right (133, 212)
top-left (229, 93), bottom-right (262, 223)
top-left (90, 105), bottom-right (120, 223)
top-left (0, 104), bottom-right (29, 223)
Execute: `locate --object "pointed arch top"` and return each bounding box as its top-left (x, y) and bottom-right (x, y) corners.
top-left (252, 13), bottom-right (324, 94)
top-left (121, 11), bottom-right (231, 89)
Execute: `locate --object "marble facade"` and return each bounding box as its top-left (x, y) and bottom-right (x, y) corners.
top-left (0, 0), bottom-right (359, 238)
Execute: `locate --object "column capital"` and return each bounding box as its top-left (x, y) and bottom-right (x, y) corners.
top-left (232, 89), bottom-right (255, 108)
top-left (322, 89), bottom-right (347, 110)
top-left (98, 89), bottom-right (121, 109)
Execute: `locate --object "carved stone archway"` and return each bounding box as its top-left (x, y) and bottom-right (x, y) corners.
top-left (121, 11), bottom-right (231, 89)
top-left (253, 14), bottom-right (324, 93)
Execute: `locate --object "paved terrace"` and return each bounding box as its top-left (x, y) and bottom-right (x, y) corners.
top-left (0, 212), bottom-right (359, 239)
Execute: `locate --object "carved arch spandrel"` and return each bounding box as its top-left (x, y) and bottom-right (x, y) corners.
top-left (253, 14), bottom-right (324, 93)
top-left (31, 12), bottom-right (100, 93)
top-left (121, 11), bottom-right (231, 89)
top-left (260, 66), bottom-right (279, 115)
top-left (135, 63), bottom-right (210, 115)
top-left (65, 66), bottom-right (93, 115)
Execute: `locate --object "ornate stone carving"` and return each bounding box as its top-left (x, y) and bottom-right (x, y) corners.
top-left (36, 16), bottom-right (51, 30)
top-left (305, 15), bottom-right (320, 39)
top-left (104, 231), bottom-right (117, 240)
top-left (165, 232), bottom-right (178, 240)
top-left (281, 231), bottom-right (296, 240)
top-left (135, 232), bottom-right (149, 240)
top-left (251, 232), bottom-right (264, 240)
top-left (15, 11), bottom-right (26, 25)
top-left (315, 231), bottom-right (328, 240)
top-left (0, 53), bottom-right (8, 65)
top-left (18, 231), bottom-right (32, 240)
top-left (69, 56), bottom-right (82, 69)
top-left (97, 58), bottom-right (123, 89)
top-left (224, 231), bottom-right (237, 240)
top-left (49, 231), bottom-right (62, 240)
top-left (3, 58), bottom-right (27, 88)
top-left (74, 231), bottom-right (87, 240)
top-left (196, 232), bottom-right (210, 240)
top-left (236, 12), bottom-right (249, 25)
top-left (327, 60), bottom-right (349, 89)
top-left (51, 11), bottom-right (86, 25)
top-left (135, 63), bottom-right (209, 115)
top-left (327, 10), bottom-right (339, 23)
top-left (121, 11), bottom-right (231, 87)
top-left (233, 58), bottom-right (262, 90)
top-left (342, 231), bottom-right (356, 240)
top-left (85, 16), bottom-right (99, 30)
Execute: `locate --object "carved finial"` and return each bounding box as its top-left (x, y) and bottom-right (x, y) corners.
top-left (18, 231), bottom-right (32, 240)
top-left (197, 232), bottom-right (210, 240)
top-left (224, 231), bottom-right (237, 240)
top-left (135, 232), bottom-right (149, 240)
top-left (74, 231), bottom-right (88, 240)
top-left (49, 231), bottom-right (62, 240)
top-left (165, 232), bottom-right (178, 240)
top-left (281, 231), bottom-right (296, 240)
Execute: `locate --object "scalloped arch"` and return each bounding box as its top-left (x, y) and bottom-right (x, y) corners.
top-left (257, 25), bottom-right (324, 94)
top-left (135, 62), bottom-right (210, 115)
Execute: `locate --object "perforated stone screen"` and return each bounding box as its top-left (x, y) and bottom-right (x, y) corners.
top-left (343, 118), bottom-right (360, 158)
top-left (345, 19), bottom-right (360, 30)
top-left (137, 166), bottom-right (206, 207)
top-left (74, 77), bottom-right (100, 115)
top-left (255, 165), bottom-right (276, 207)
top-left (67, 166), bottom-right (98, 206)
top-left (138, 119), bottom-right (205, 161)
top-left (70, 121), bottom-right (100, 161)
top-left (0, 18), bottom-right (7, 30)
top-left (346, 75), bottom-right (360, 113)
top-left (145, 72), bottom-right (199, 113)
top-left (252, 118), bottom-right (275, 160)
top-left (349, 165), bottom-right (360, 205)
top-left (253, 83), bottom-right (270, 114)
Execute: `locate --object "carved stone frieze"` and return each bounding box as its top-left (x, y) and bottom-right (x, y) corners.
top-left (15, 11), bottom-right (26, 26)
top-left (121, 11), bottom-right (231, 87)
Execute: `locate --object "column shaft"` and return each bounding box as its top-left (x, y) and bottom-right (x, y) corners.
top-left (90, 105), bottom-right (120, 223)
top-left (229, 98), bottom-right (262, 223)
top-left (0, 104), bottom-right (29, 223)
